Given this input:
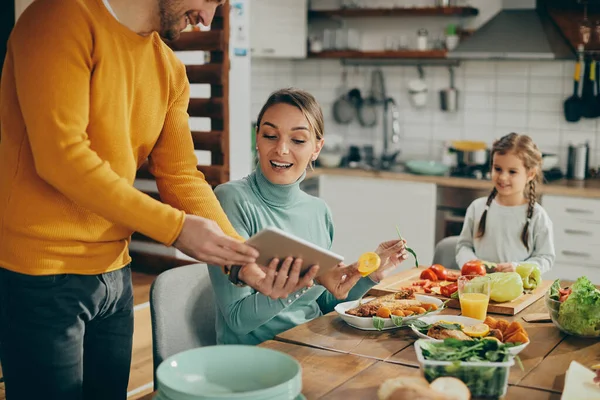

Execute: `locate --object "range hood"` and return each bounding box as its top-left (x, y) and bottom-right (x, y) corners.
top-left (447, 2), bottom-right (574, 60)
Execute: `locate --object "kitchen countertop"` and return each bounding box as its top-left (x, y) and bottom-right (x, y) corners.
top-left (307, 167), bottom-right (600, 199)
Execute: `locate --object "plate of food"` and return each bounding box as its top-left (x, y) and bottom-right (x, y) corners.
top-left (407, 315), bottom-right (530, 356)
top-left (334, 288), bottom-right (445, 331)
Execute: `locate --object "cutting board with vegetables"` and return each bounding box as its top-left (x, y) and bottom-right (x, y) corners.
top-left (368, 268), bottom-right (552, 316)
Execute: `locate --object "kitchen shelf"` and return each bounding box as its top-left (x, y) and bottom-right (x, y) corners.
top-left (308, 7), bottom-right (479, 18)
top-left (308, 49), bottom-right (449, 59)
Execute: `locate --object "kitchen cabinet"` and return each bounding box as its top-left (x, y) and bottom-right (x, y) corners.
top-left (541, 194), bottom-right (600, 283)
top-left (306, 174), bottom-right (436, 269)
top-left (250, 0), bottom-right (307, 59)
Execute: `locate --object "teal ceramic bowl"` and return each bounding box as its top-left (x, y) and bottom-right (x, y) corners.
top-left (156, 345), bottom-right (302, 400)
top-left (405, 160), bottom-right (449, 176)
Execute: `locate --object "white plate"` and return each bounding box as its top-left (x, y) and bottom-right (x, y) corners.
top-left (407, 315), bottom-right (529, 356)
top-left (334, 294), bottom-right (444, 331)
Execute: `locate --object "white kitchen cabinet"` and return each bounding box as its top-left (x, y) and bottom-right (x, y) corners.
top-left (315, 175), bottom-right (436, 270)
top-left (249, 0), bottom-right (307, 59)
top-left (541, 194), bottom-right (600, 284)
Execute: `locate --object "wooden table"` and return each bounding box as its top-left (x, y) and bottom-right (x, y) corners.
top-left (140, 282), bottom-right (599, 400)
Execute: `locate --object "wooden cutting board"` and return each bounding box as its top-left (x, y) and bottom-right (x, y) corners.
top-left (368, 268), bottom-right (553, 316)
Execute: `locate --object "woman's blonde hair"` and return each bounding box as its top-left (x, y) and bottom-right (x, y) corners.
top-left (255, 88), bottom-right (324, 142)
top-left (477, 132), bottom-right (543, 251)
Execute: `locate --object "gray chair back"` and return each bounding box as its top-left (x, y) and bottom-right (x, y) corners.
top-left (149, 263), bottom-right (216, 388)
top-left (432, 236), bottom-right (460, 270)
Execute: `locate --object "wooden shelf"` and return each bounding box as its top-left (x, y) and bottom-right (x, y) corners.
top-left (308, 49), bottom-right (448, 59)
top-left (308, 6), bottom-right (479, 18)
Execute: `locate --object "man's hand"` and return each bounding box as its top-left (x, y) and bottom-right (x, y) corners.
top-left (239, 257), bottom-right (318, 300)
top-left (370, 239), bottom-right (408, 282)
top-left (173, 215), bottom-right (259, 266)
top-left (317, 263), bottom-right (362, 300)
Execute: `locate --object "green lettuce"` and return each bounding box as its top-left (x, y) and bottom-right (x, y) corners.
top-left (472, 272), bottom-right (523, 303)
top-left (557, 276), bottom-right (600, 336)
top-left (516, 263), bottom-right (541, 290)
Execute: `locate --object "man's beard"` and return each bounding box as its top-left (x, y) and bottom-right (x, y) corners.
top-left (158, 0), bottom-right (184, 41)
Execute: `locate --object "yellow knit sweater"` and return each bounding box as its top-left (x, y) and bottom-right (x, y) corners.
top-left (0, 0), bottom-right (241, 275)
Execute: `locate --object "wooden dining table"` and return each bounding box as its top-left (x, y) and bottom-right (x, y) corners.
top-left (140, 279), bottom-right (600, 400)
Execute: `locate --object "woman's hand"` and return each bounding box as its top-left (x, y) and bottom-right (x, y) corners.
top-left (316, 263), bottom-right (362, 300)
top-left (370, 239), bottom-right (409, 282)
top-left (495, 262), bottom-right (516, 273)
top-left (239, 257), bottom-right (319, 300)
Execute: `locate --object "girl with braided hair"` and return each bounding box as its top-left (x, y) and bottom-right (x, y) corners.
top-left (456, 133), bottom-right (555, 274)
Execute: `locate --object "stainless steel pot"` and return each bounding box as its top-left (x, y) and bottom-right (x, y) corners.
top-left (451, 148), bottom-right (489, 166)
top-left (440, 67), bottom-right (458, 112)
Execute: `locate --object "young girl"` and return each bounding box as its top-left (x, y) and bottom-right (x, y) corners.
top-left (208, 88), bottom-right (408, 345)
top-left (456, 133), bottom-right (555, 274)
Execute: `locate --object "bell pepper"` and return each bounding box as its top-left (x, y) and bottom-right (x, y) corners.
top-left (440, 283), bottom-right (458, 298)
top-left (516, 263), bottom-right (541, 290)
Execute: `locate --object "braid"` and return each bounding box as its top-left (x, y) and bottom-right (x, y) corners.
top-left (521, 180), bottom-right (536, 251)
top-left (476, 188), bottom-right (497, 239)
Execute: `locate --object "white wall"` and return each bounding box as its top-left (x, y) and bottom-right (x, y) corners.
top-left (252, 59), bottom-right (595, 171)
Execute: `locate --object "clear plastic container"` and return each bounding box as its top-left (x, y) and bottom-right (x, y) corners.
top-left (414, 339), bottom-right (514, 398)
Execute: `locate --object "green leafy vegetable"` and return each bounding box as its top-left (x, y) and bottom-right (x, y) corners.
top-left (516, 263), bottom-right (541, 290)
top-left (408, 320), bottom-right (462, 334)
top-left (391, 314), bottom-right (403, 327)
top-left (472, 272), bottom-right (523, 303)
top-left (395, 226), bottom-right (419, 267)
top-left (549, 279), bottom-right (561, 302)
top-left (556, 276), bottom-right (600, 336)
top-left (373, 317), bottom-right (385, 331)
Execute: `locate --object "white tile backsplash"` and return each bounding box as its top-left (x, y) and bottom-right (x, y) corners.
top-left (251, 59), bottom-right (600, 168)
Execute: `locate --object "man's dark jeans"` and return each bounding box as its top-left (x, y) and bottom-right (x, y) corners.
top-left (0, 265), bottom-right (134, 400)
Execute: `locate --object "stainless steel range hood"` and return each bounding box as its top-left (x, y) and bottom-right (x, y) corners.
top-left (447, 2), bottom-right (574, 60)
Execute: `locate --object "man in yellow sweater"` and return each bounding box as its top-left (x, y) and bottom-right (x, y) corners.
top-left (0, 0), bottom-right (317, 399)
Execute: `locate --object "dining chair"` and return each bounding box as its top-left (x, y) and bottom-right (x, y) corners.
top-left (149, 262), bottom-right (217, 389)
top-left (432, 235), bottom-right (460, 270)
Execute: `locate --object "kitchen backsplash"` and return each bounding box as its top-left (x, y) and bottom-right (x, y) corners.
top-left (251, 59), bottom-right (599, 172)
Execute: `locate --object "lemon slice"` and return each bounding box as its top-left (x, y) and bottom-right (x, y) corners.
top-left (357, 252), bottom-right (381, 277)
top-left (592, 364), bottom-right (600, 370)
top-left (462, 323), bottom-right (490, 338)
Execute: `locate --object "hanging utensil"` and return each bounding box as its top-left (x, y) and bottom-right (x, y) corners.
top-left (332, 70), bottom-right (355, 125)
top-left (358, 70), bottom-right (384, 128)
top-left (439, 66), bottom-right (459, 112)
top-left (564, 49), bottom-right (584, 123)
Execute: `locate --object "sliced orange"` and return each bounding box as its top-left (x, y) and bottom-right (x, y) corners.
top-left (357, 252), bottom-right (381, 277)
top-left (462, 323), bottom-right (490, 338)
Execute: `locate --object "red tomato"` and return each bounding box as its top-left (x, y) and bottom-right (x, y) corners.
top-left (419, 268), bottom-right (438, 281)
top-left (440, 283), bottom-right (458, 298)
top-left (461, 260), bottom-right (486, 276)
top-left (445, 270), bottom-right (460, 282)
top-left (429, 264), bottom-right (448, 280)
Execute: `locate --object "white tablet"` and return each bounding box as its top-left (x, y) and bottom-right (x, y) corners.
top-left (245, 226), bottom-right (344, 277)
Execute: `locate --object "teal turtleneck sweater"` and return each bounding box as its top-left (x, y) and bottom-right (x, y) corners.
top-left (208, 166), bottom-right (376, 345)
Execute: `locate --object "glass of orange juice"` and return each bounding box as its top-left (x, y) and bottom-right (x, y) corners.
top-left (458, 275), bottom-right (491, 321)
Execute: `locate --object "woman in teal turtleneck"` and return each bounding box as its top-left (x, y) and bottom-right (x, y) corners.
top-left (208, 88), bottom-right (408, 345)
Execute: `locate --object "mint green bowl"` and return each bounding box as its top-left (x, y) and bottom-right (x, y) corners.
top-left (156, 345), bottom-right (302, 400)
top-left (405, 160), bottom-right (449, 176)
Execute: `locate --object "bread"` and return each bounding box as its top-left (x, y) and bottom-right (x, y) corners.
top-left (378, 376), bottom-right (471, 400)
top-left (377, 376), bottom-right (430, 400)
